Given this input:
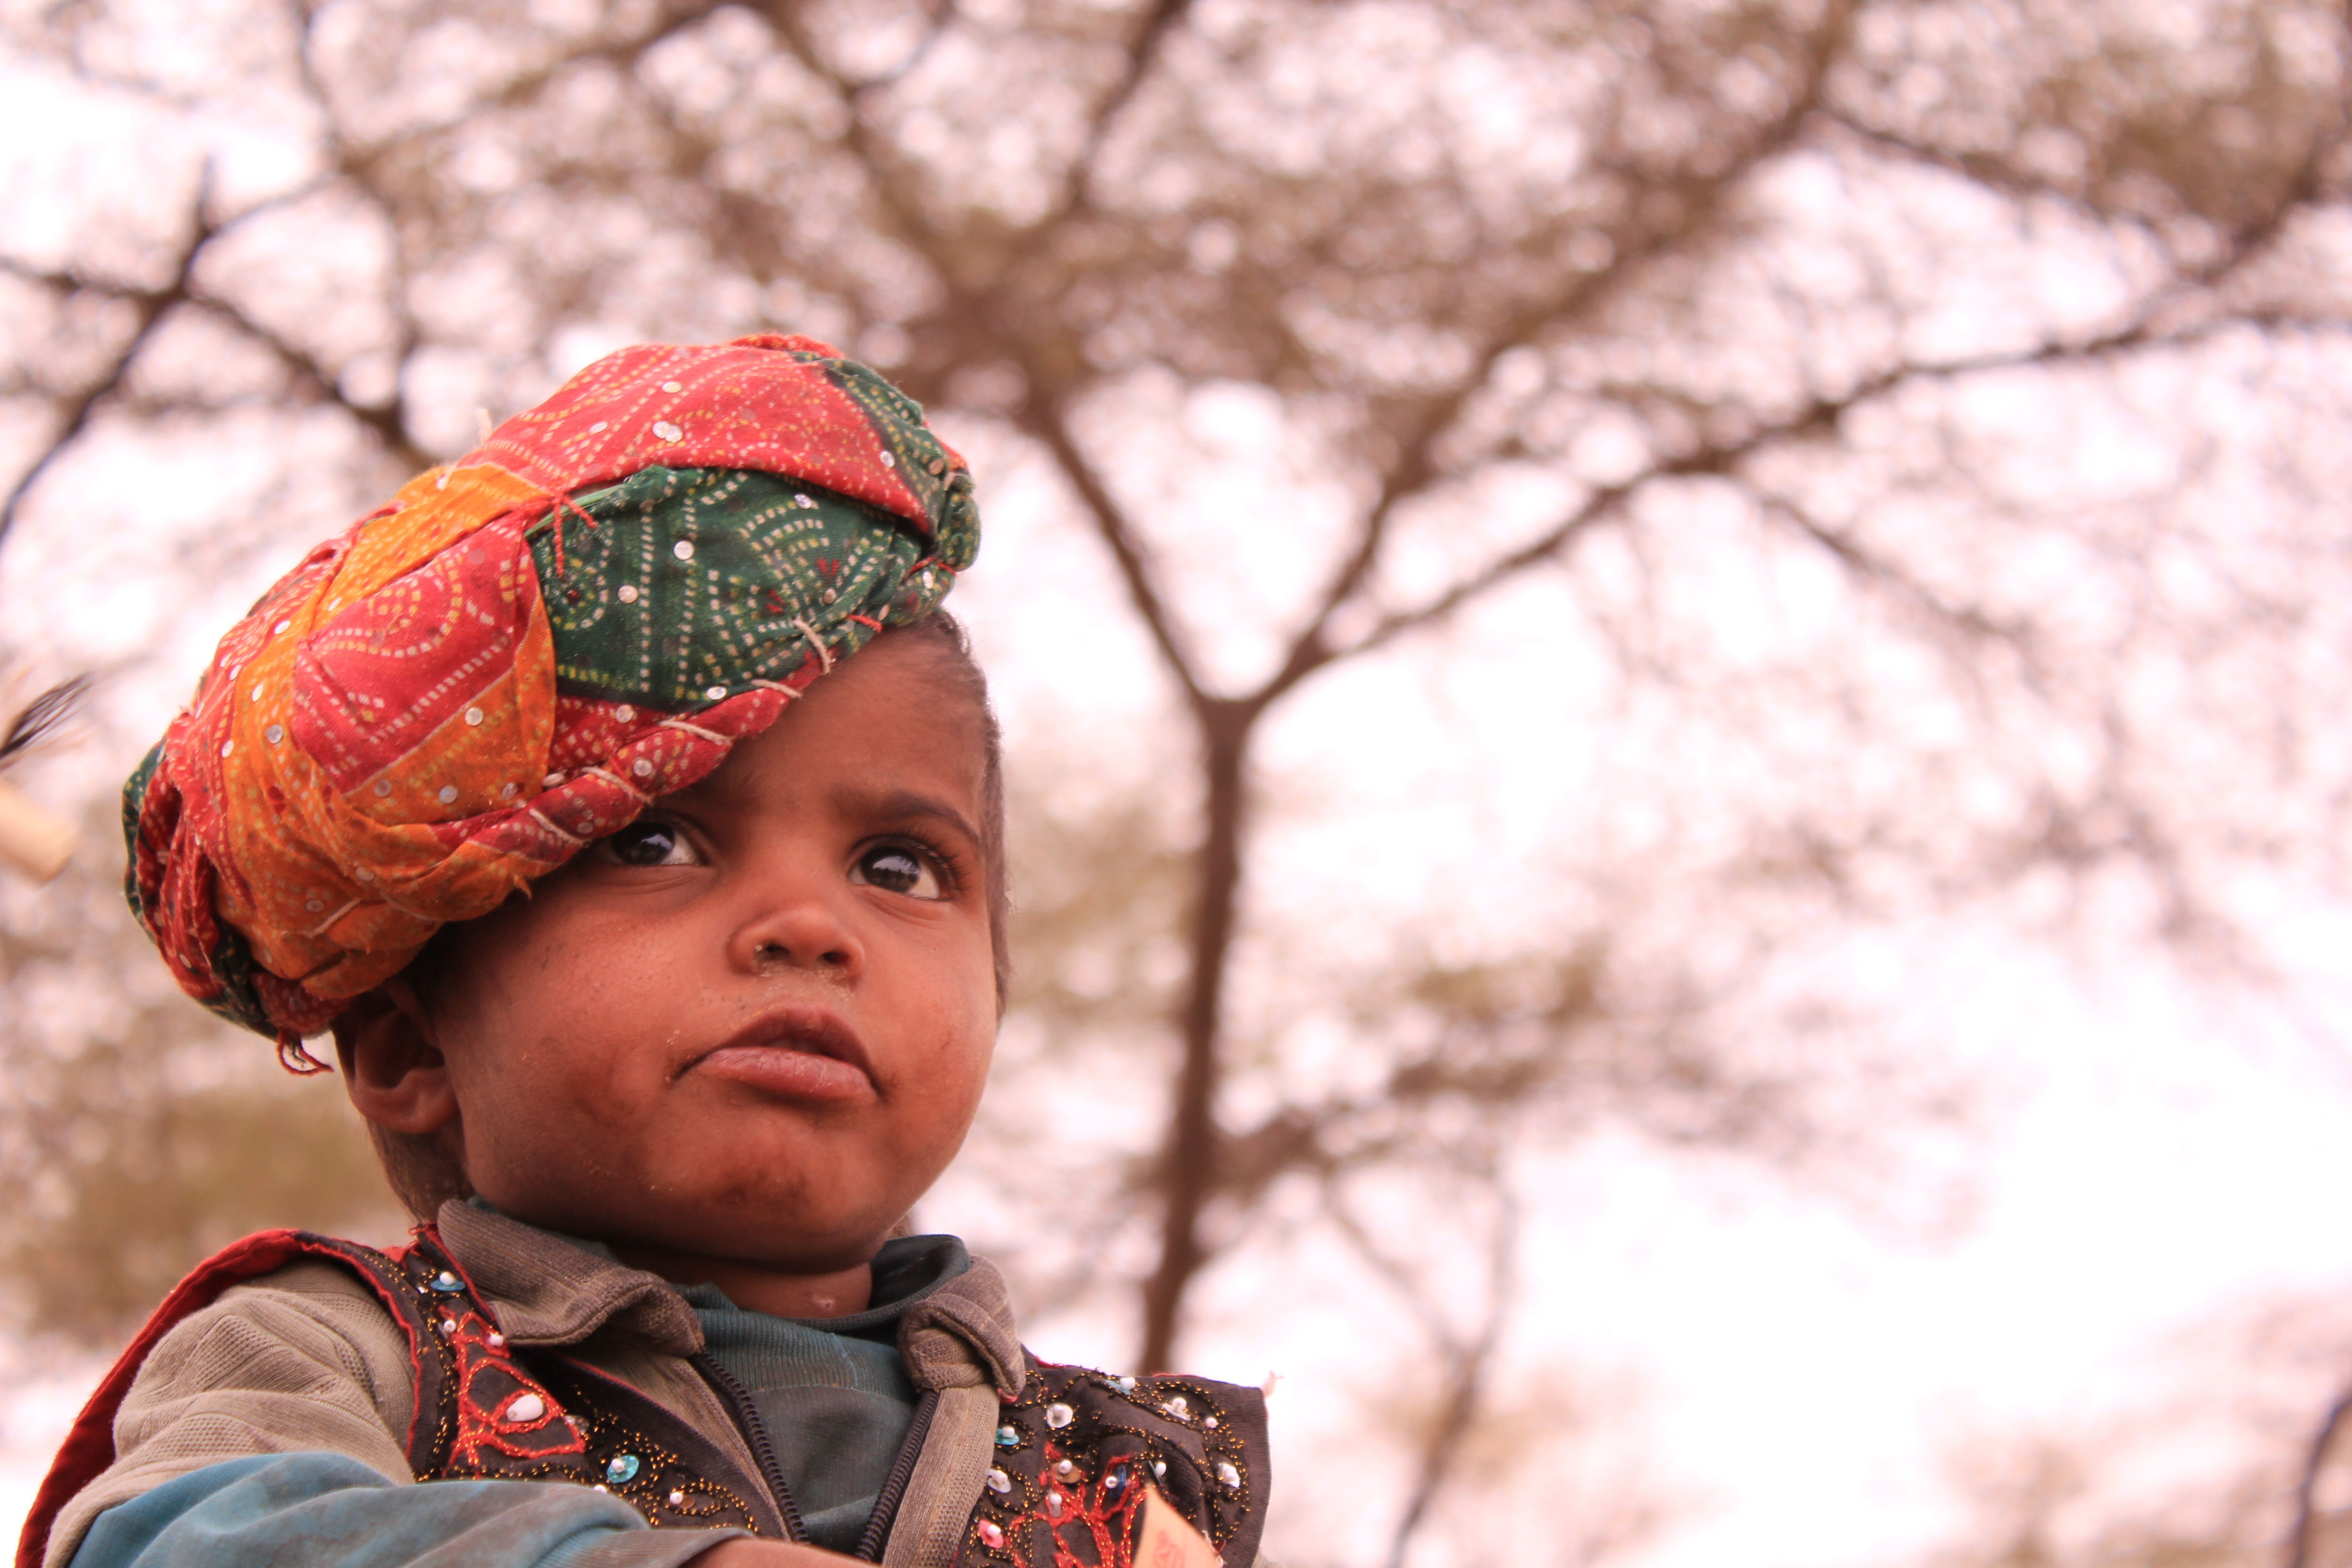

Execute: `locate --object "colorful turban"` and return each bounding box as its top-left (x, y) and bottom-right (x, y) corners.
top-left (122, 335), bottom-right (979, 1067)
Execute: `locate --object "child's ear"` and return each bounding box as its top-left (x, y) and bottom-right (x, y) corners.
top-left (333, 979), bottom-right (460, 1137)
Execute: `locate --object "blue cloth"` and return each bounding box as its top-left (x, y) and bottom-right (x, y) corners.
top-left (68, 1453), bottom-right (691, 1568)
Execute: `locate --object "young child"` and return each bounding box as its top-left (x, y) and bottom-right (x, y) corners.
top-left (19, 338), bottom-right (1268, 1568)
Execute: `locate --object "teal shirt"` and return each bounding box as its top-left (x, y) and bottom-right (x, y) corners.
top-left (683, 1234), bottom-right (969, 1551)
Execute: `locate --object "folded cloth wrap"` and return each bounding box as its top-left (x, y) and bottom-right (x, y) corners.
top-left (121, 335), bottom-right (978, 1064)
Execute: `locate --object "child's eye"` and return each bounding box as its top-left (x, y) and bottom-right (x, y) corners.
top-left (849, 843), bottom-right (946, 900)
top-left (593, 819), bottom-right (704, 868)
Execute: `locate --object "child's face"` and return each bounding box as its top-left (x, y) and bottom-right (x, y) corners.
top-left (392, 632), bottom-right (998, 1271)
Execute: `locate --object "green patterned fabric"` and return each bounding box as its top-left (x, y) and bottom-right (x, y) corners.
top-left (533, 467), bottom-right (937, 708)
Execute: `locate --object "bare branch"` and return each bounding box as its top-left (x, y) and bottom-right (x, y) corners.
top-left (1303, 297), bottom-right (2303, 687)
top-left (760, 4), bottom-right (952, 261)
top-left (1822, 103), bottom-right (2350, 299)
top-left (1263, 0), bottom-right (1860, 704)
top-left (0, 141), bottom-right (417, 556)
top-left (1022, 390), bottom-right (1210, 708)
top-left (1258, 3), bottom-right (2348, 720)
top-left (1327, 1179), bottom-right (1521, 1568)
top-left (199, 291), bottom-right (429, 470)
top-left (2285, 1377), bottom-right (2352, 1568)
top-left (1310, 477), bottom-right (1632, 681)
top-left (1060, 0), bottom-right (1191, 206)
top-left (1750, 492), bottom-right (2038, 656)
top-left (310, 0), bottom-right (737, 152)
top-left (0, 190), bottom-right (217, 555)
top-left (867, 0), bottom-right (962, 93)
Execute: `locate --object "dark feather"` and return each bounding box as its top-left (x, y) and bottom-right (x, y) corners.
top-left (0, 676), bottom-right (90, 770)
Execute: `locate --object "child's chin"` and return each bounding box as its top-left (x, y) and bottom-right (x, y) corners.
top-left (609, 1184), bottom-right (904, 1264)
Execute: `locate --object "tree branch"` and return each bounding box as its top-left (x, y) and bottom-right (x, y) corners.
top-left (1750, 492), bottom-right (2038, 657)
top-left (1260, 0), bottom-right (1860, 707)
top-left (1327, 1178), bottom-right (1520, 1568)
top-left (1298, 300), bottom-right (2296, 690)
top-left (756, 1), bottom-right (1205, 704)
top-left (328, 0), bottom-right (737, 146)
top-left (2286, 1377), bottom-right (2352, 1568)
top-left (0, 189), bottom-right (217, 555)
top-left (1022, 389), bottom-right (1209, 708)
top-left (202, 294), bottom-right (430, 470)
top-left (1260, 0), bottom-right (2351, 718)
top-left (1821, 95), bottom-right (2349, 304)
top-left (760, 4), bottom-right (952, 262)
top-left (1058, 0), bottom-right (1191, 209)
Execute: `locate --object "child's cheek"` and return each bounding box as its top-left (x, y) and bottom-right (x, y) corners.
top-left (896, 985), bottom-right (995, 1137)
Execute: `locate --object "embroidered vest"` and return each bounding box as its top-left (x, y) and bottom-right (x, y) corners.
top-left (18, 1230), bottom-right (1269, 1568)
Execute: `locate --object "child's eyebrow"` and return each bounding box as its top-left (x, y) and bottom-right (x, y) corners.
top-left (665, 773), bottom-right (981, 847)
top-left (837, 786), bottom-right (983, 848)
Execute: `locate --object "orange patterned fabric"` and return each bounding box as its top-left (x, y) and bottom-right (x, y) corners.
top-left (123, 335), bottom-right (978, 1063)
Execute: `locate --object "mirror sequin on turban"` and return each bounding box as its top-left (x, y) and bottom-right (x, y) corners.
top-left (121, 335), bottom-right (979, 1068)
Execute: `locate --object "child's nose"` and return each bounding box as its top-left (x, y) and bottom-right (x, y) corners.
top-left (726, 887), bottom-right (864, 980)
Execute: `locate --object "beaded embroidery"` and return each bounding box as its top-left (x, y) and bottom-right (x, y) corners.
top-left (958, 1360), bottom-right (1267, 1568)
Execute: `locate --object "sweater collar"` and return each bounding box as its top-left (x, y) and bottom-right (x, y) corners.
top-left (436, 1198), bottom-right (703, 1353)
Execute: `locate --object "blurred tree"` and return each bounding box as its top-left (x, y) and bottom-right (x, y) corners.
top-left (0, 804), bottom-right (402, 1346)
top-left (2290, 1383), bottom-right (2352, 1568)
top-left (1923, 1298), bottom-right (2352, 1568)
top-left (3, 2), bottom-right (2352, 1560)
top-left (1939, 1437), bottom-right (2277, 1568)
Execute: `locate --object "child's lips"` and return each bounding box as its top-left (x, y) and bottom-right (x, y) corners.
top-left (695, 1008), bottom-right (877, 1102)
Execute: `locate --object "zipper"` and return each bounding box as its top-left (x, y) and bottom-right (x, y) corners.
top-left (851, 1387), bottom-right (941, 1563)
top-left (691, 1351), bottom-right (810, 1544)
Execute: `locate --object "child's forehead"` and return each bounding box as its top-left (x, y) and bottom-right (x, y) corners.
top-left (673, 755), bottom-right (980, 836)
top-left (666, 638), bottom-right (986, 817)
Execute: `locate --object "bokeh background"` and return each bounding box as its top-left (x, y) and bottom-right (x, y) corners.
top-left (5, 3), bottom-right (2352, 1567)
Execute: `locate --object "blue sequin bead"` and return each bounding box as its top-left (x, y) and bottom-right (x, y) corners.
top-left (606, 1455), bottom-right (641, 1485)
top-left (429, 1270), bottom-right (464, 1294)
top-left (995, 1426), bottom-right (1019, 1448)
